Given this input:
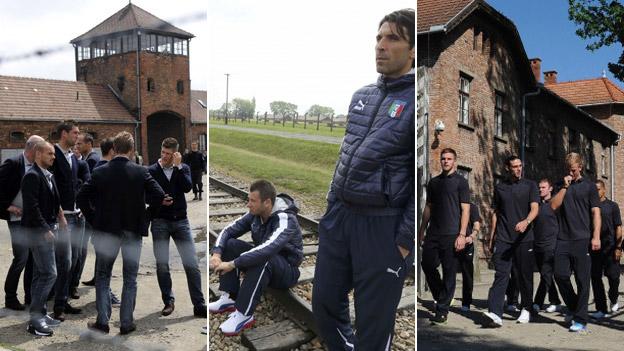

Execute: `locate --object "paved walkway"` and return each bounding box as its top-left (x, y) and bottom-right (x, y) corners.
top-left (210, 124), bottom-right (344, 144)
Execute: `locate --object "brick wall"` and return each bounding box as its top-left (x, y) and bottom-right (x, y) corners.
top-left (418, 13), bottom-right (617, 251)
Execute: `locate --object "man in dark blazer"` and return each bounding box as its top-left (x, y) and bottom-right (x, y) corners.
top-left (76, 133), bottom-right (100, 173)
top-left (49, 120), bottom-right (86, 320)
top-left (77, 131), bottom-right (165, 335)
top-left (149, 137), bottom-right (207, 318)
top-left (22, 141), bottom-right (66, 336)
top-left (0, 135), bottom-right (43, 310)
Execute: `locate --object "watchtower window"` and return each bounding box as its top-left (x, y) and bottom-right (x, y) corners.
top-left (173, 38), bottom-right (188, 56)
top-left (77, 46), bottom-right (91, 61)
top-left (147, 78), bottom-right (155, 92)
top-left (106, 38), bottom-right (120, 55)
top-left (122, 35), bottom-right (137, 52)
top-left (142, 34), bottom-right (157, 52)
top-left (157, 35), bottom-right (171, 53)
top-left (176, 80), bottom-right (184, 95)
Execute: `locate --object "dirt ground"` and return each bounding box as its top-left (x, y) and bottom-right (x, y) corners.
top-left (417, 261), bottom-right (624, 351)
top-left (0, 176), bottom-right (208, 351)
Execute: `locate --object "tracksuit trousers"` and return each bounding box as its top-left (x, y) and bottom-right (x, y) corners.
top-left (590, 249), bottom-right (620, 314)
top-left (458, 243), bottom-right (474, 307)
top-left (421, 235), bottom-right (459, 316)
top-left (312, 200), bottom-right (408, 351)
top-left (219, 238), bottom-right (299, 316)
top-left (554, 239), bottom-right (591, 325)
top-left (534, 249), bottom-right (561, 308)
top-left (487, 241), bottom-right (534, 318)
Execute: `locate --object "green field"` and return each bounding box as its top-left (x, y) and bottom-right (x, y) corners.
top-left (210, 117), bottom-right (346, 138)
top-left (209, 128), bottom-right (340, 212)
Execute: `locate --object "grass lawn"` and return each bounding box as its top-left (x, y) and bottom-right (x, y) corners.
top-left (210, 117), bottom-right (346, 138)
top-left (209, 128), bottom-right (340, 212)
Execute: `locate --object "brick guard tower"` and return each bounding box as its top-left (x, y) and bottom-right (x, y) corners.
top-left (70, 3), bottom-right (194, 163)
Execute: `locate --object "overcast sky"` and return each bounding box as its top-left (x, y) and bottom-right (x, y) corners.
top-left (208, 0), bottom-right (415, 115)
top-left (0, 0), bottom-right (206, 89)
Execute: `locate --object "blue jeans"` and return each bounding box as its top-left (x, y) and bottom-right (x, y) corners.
top-left (93, 230), bottom-right (142, 328)
top-left (71, 221), bottom-right (92, 289)
top-left (5, 221), bottom-right (33, 304)
top-left (54, 214), bottom-right (84, 310)
top-left (29, 228), bottom-right (57, 322)
top-left (151, 218), bottom-right (205, 307)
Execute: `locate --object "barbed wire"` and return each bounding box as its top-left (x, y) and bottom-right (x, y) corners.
top-left (0, 11), bottom-right (205, 66)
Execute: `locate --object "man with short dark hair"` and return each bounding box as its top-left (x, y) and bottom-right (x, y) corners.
top-left (50, 120), bottom-right (86, 320)
top-left (532, 178), bottom-right (561, 314)
top-left (184, 142), bottom-right (205, 201)
top-left (22, 141), bottom-right (66, 336)
top-left (77, 131), bottom-right (165, 335)
top-left (420, 148), bottom-right (470, 326)
top-left (148, 137), bottom-right (207, 318)
top-left (551, 152), bottom-right (601, 333)
top-left (76, 133), bottom-right (99, 172)
top-left (0, 135), bottom-right (44, 310)
top-left (589, 180), bottom-right (622, 319)
top-left (312, 9), bottom-right (415, 349)
top-left (483, 156), bottom-right (539, 328)
top-left (209, 180), bottom-right (303, 336)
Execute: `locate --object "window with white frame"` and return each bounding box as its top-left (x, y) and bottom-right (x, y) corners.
top-left (458, 74), bottom-right (471, 124)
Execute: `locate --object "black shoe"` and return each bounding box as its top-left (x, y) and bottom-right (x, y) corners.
top-left (6, 300), bottom-right (25, 311)
top-left (120, 323), bottom-right (136, 335)
top-left (429, 313), bottom-right (448, 325)
top-left (194, 305), bottom-right (207, 318)
top-left (82, 278), bottom-right (96, 286)
top-left (70, 287), bottom-right (80, 299)
top-left (198, 193), bottom-right (202, 201)
top-left (161, 303), bottom-right (175, 316)
top-left (52, 307), bottom-right (66, 322)
top-left (87, 321), bottom-right (110, 334)
top-left (27, 322), bottom-right (53, 337)
top-left (64, 303), bottom-right (82, 314)
top-left (193, 194), bottom-right (198, 200)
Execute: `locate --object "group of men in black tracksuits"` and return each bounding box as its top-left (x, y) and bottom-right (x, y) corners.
top-left (420, 149), bottom-right (622, 333)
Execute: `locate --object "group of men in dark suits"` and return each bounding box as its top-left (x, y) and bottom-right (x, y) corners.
top-left (1, 122), bottom-right (207, 336)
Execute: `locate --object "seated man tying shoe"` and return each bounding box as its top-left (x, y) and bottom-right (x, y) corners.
top-left (209, 180), bottom-right (303, 336)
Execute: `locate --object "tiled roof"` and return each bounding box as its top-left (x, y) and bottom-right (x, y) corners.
top-left (0, 75), bottom-right (135, 123)
top-left (191, 90), bottom-right (206, 124)
top-left (71, 3), bottom-right (194, 44)
top-left (417, 0), bottom-right (475, 33)
top-left (546, 78), bottom-right (624, 106)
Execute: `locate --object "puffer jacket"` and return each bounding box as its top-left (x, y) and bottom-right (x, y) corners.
top-left (213, 193), bottom-right (304, 268)
top-left (329, 73), bottom-right (415, 252)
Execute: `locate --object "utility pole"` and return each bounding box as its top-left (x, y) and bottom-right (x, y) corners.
top-left (224, 73), bottom-right (230, 125)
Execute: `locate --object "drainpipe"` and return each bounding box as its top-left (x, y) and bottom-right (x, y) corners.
top-left (611, 135), bottom-right (619, 200)
top-left (135, 29), bottom-right (142, 160)
top-left (521, 87), bottom-right (541, 166)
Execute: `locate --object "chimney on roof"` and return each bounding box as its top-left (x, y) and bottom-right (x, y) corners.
top-left (544, 70), bottom-right (558, 85)
top-left (530, 58), bottom-right (542, 83)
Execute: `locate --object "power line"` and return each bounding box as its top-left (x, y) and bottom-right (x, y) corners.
top-left (0, 11), bottom-right (205, 66)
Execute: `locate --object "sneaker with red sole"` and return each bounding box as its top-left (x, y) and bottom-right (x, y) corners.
top-left (220, 310), bottom-right (255, 336)
top-left (209, 293), bottom-right (236, 314)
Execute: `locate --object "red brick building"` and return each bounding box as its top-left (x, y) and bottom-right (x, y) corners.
top-left (546, 75), bottom-right (624, 206)
top-left (0, 3), bottom-right (206, 164)
top-left (417, 0), bottom-right (620, 249)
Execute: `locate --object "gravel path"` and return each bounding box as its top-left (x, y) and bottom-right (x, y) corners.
top-left (209, 124), bottom-right (344, 145)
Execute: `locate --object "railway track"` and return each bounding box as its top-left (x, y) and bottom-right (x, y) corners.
top-left (208, 175), bottom-right (416, 350)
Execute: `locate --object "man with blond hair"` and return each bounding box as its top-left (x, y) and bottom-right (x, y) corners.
top-left (551, 152), bottom-right (601, 333)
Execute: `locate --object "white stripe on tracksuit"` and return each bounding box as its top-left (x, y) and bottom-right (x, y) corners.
top-left (215, 213), bottom-right (249, 248)
top-left (239, 212), bottom-right (288, 258)
top-left (245, 262), bottom-right (268, 316)
top-left (337, 328), bottom-right (354, 349)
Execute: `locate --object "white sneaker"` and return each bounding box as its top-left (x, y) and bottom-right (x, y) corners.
top-left (590, 311), bottom-right (606, 320)
top-left (611, 302), bottom-right (620, 313)
top-left (517, 309), bottom-right (530, 324)
top-left (483, 312), bottom-right (502, 328)
top-left (219, 310), bottom-right (255, 336)
top-left (506, 304), bottom-right (520, 313)
top-left (545, 304), bottom-right (560, 313)
top-left (208, 293), bottom-right (236, 314)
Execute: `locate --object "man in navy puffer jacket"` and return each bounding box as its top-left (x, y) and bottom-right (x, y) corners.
top-left (312, 8), bottom-right (415, 351)
top-left (209, 180), bottom-right (303, 336)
